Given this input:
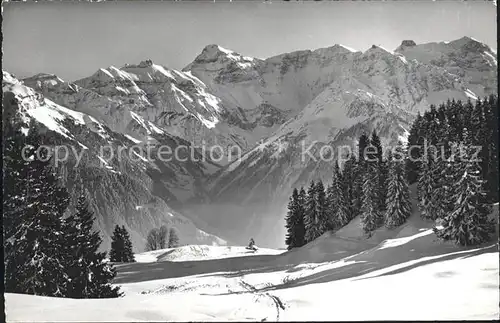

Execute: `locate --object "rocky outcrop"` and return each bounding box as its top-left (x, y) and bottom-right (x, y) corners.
top-left (401, 40), bottom-right (417, 47)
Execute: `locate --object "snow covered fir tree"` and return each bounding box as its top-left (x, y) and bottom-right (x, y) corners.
top-left (385, 155), bottom-right (412, 229)
top-left (411, 97), bottom-right (497, 245)
top-left (433, 132), bottom-right (495, 245)
top-left (285, 188), bottom-right (306, 250)
top-left (64, 194), bottom-right (122, 298)
top-left (3, 121), bottom-right (121, 298)
top-left (4, 123), bottom-right (71, 296)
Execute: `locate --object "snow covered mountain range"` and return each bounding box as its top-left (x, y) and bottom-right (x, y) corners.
top-left (3, 36), bottom-right (497, 249)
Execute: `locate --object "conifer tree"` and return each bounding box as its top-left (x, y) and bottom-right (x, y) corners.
top-left (109, 225), bottom-right (135, 262)
top-left (65, 195), bottom-right (121, 298)
top-left (327, 161), bottom-right (349, 230)
top-left (361, 162), bottom-right (383, 235)
top-left (296, 187), bottom-right (307, 247)
top-left (405, 112), bottom-right (424, 184)
top-left (434, 142), bottom-right (460, 219)
top-left (109, 225), bottom-right (124, 262)
top-left (351, 161), bottom-right (364, 220)
top-left (358, 133), bottom-right (370, 162)
top-left (370, 130), bottom-right (383, 163)
top-left (4, 126), bottom-right (71, 296)
top-left (434, 135), bottom-right (495, 246)
top-left (385, 158), bottom-right (412, 228)
top-left (121, 226), bottom-right (136, 262)
top-left (325, 182), bottom-right (336, 231)
top-left (371, 131), bottom-right (387, 213)
top-left (285, 188), bottom-right (306, 250)
top-left (285, 189), bottom-right (297, 249)
top-left (314, 180), bottom-right (328, 235)
top-left (427, 104), bottom-right (441, 145)
top-left (3, 123), bottom-right (31, 249)
top-left (417, 152), bottom-right (438, 220)
top-left (353, 134), bottom-right (370, 219)
top-left (304, 181), bottom-right (320, 243)
top-left (484, 95), bottom-right (499, 202)
top-left (378, 158), bottom-right (389, 215)
top-left (342, 154), bottom-right (356, 220)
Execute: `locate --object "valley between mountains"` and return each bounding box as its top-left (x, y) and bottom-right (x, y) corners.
top-left (3, 36), bottom-right (497, 249)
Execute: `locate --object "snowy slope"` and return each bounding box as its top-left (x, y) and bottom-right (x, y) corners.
top-left (6, 203), bottom-right (498, 321)
top-left (134, 245), bottom-right (284, 263)
top-left (6, 252), bottom-right (498, 321)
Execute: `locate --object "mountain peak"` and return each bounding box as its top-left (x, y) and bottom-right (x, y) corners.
top-left (184, 44), bottom-right (256, 72)
top-left (365, 44), bottom-right (394, 56)
top-left (198, 44), bottom-right (254, 62)
top-left (137, 59), bottom-right (154, 68)
top-left (23, 73), bottom-right (67, 89)
top-left (449, 36), bottom-right (490, 52)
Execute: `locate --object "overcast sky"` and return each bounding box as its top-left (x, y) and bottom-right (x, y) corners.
top-left (3, 1), bottom-right (497, 81)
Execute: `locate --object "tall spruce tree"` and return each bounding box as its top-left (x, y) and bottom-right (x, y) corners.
top-left (327, 161), bottom-right (349, 230)
top-left (285, 188), bottom-right (299, 249)
top-left (314, 180), bottom-right (328, 235)
top-left (385, 158), bottom-right (412, 228)
top-left (417, 151), bottom-right (439, 220)
top-left (358, 133), bottom-right (370, 162)
top-left (405, 112), bottom-right (424, 184)
top-left (361, 162), bottom-right (383, 235)
top-left (484, 95), bottom-right (499, 202)
top-left (3, 122), bottom-right (31, 250)
top-left (342, 153), bottom-right (357, 221)
top-left (121, 226), bottom-right (136, 261)
top-left (65, 194), bottom-right (121, 298)
top-left (109, 225), bottom-right (124, 262)
top-left (353, 134), bottom-right (370, 219)
top-left (325, 183), bottom-right (337, 231)
top-left (371, 131), bottom-right (387, 213)
top-left (4, 126), bottom-right (71, 296)
top-left (370, 130), bottom-right (383, 163)
top-left (285, 188), bottom-right (306, 250)
top-left (296, 187), bottom-right (307, 247)
top-left (379, 155), bottom-right (390, 214)
top-left (434, 135), bottom-right (495, 246)
top-left (435, 142), bottom-right (460, 219)
top-left (304, 181), bottom-right (321, 243)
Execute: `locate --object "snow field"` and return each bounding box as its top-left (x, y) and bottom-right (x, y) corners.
top-left (7, 212), bottom-right (498, 322)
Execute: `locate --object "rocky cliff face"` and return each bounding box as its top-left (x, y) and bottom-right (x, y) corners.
top-left (7, 36), bottom-right (497, 248)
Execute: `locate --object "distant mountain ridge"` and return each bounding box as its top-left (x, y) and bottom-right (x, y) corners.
top-left (4, 36), bottom-right (497, 248)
